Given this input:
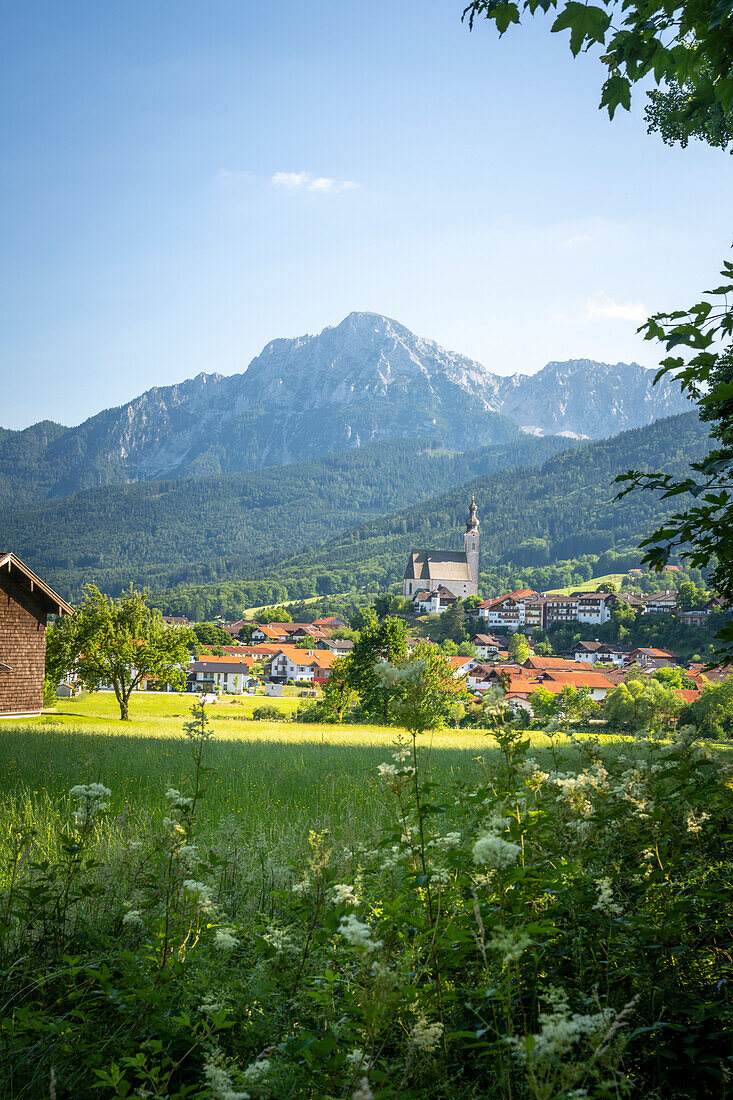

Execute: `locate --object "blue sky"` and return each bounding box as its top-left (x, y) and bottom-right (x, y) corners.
top-left (2, 0), bottom-right (731, 430)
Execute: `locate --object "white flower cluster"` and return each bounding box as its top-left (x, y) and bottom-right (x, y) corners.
top-left (264, 926), bottom-right (299, 955)
top-left (411, 1015), bottom-right (444, 1054)
top-left (352, 1077), bottom-right (374, 1100)
top-left (69, 782), bottom-right (112, 826)
top-left (121, 908), bottom-right (144, 929)
top-left (333, 883), bottom-right (359, 906)
top-left (468, 818), bottom-right (519, 875)
top-left (182, 879), bottom-right (215, 913)
top-left (686, 810), bottom-right (710, 835)
top-left (339, 913), bottom-right (381, 952)
top-left (377, 744), bottom-right (415, 784)
top-left (429, 831), bottom-right (461, 851)
top-left (214, 926), bottom-right (240, 952)
top-left (508, 987), bottom-right (615, 1061)
top-left (165, 787), bottom-right (194, 812)
top-left (520, 757), bottom-right (550, 789)
top-left (489, 925), bottom-right (533, 965)
top-left (291, 879), bottom-right (310, 896)
top-left (242, 1058), bottom-right (271, 1088)
top-left (203, 1048), bottom-right (248, 1100)
top-left (593, 876), bottom-right (622, 919)
top-left (552, 762), bottom-right (609, 817)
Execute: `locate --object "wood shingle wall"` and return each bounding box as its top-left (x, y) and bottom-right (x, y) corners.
top-left (0, 572), bottom-right (48, 717)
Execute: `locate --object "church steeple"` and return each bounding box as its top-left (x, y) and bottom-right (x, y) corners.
top-left (464, 494), bottom-right (480, 592)
top-left (466, 493), bottom-right (479, 533)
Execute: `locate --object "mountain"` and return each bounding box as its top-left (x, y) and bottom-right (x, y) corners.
top-left (0, 313), bottom-right (690, 506)
top-left (144, 411), bottom-right (710, 620)
top-left (0, 435), bottom-right (575, 600)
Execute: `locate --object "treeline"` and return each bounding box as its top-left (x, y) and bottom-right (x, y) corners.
top-left (149, 413), bottom-right (709, 620)
top-left (0, 434), bottom-right (573, 600)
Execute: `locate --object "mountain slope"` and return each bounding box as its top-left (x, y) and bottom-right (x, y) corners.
top-left (147, 412), bottom-right (710, 618)
top-left (0, 313), bottom-right (690, 505)
top-left (1, 434), bottom-right (574, 600)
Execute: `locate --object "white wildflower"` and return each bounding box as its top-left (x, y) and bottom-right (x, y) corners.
top-left (242, 1058), bottom-right (271, 1086)
top-left (182, 879), bottom-right (215, 912)
top-left (430, 867), bottom-right (451, 887)
top-left (430, 831), bottom-right (461, 851)
top-left (339, 913), bottom-right (381, 951)
top-left (347, 1048), bottom-right (365, 1067)
top-left (203, 1048), bottom-right (248, 1100)
top-left (686, 810), bottom-right (710, 835)
top-left (121, 909), bottom-right (144, 928)
top-left (214, 926), bottom-right (239, 952)
top-left (508, 987), bottom-right (614, 1061)
top-left (489, 926), bottom-right (533, 965)
top-left (264, 927), bottom-right (298, 954)
top-left (377, 763), bottom-right (400, 780)
top-left (69, 782), bottom-right (111, 826)
top-left (352, 1077), bottom-right (374, 1100)
top-left (593, 876), bottom-right (622, 918)
top-left (411, 1015), bottom-right (444, 1054)
top-left (333, 883), bottom-right (359, 906)
top-left (472, 834), bottom-right (521, 869)
top-left (291, 880), bottom-right (311, 896)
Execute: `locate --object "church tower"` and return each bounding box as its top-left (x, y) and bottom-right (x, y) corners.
top-left (464, 494), bottom-right (480, 593)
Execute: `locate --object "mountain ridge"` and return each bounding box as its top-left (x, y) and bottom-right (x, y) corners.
top-left (0, 312), bottom-right (690, 506)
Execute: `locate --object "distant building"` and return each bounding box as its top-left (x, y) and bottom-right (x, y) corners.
top-left (403, 496), bottom-right (480, 600)
top-left (0, 553), bottom-right (73, 719)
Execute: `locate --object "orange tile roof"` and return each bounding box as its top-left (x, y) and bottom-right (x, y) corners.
top-left (542, 670), bottom-right (617, 690)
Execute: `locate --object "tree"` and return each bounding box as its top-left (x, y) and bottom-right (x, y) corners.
top-left (346, 615), bottom-right (408, 723)
top-left (192, 622), bottom-right (231, 647)
top-left (439, 600), bottom-right (468, 643)
top-left (321, 657), bottom-right (356, 723)
top-left (604, 678), bottom-right (682, 733)
top-left (690, 677), bottom-right (733, 737)
top-left (463, 0), bottom-right (733, 140)
top-left (508, 632), bottom-right (530, 663)
top-left (47, 585), bottom-right (196, 720)
top-left (257, 606), bottom-right (292, 624)
top-left (651, 667), bottom-right (697, 690)
top-left (237, 622), bottom-right (255, 644)
top-left (378, 642), bottom-right (465, 734)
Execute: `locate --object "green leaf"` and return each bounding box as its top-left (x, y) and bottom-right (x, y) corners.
top-left (601, 72), bottom-right (632, 117)
top-left (551, 2), bottom-right (611, 56)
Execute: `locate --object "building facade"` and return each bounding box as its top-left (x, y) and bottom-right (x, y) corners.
top-left (403, 497), bottom-right (480, 600)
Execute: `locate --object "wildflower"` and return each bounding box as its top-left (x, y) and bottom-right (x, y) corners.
top-left (352, 1078), bottom-right (374, 1100)
top-left (214, 926), bottom-right (239, 952)
top-left (264, 927), bottom-right (298, 954)
top-left (176, 843), bottom-right (200, 865)
top-left (377, 762), bottom-right (399, 780)
top-left (339, 913), bottom-right (381, 951)
top-left (411, 1015), bottom-right (444, 1054)
top-left (347, 1048), bottom-right (365, 1067)
top-left (430, 867), bottom-right (451, 886)
top-left (165, 788), bottom-right (194, 812)
top-left (291, 880), bottom-right (311, 896)
top-left (686, 810), bottom-right (710, 835)
top-left (429, 831), bottom-right (461, 851)
top-left (472, 834), bottom-right (521, 869)
top-left (69, 782), bottom-right (111, 826)
top-left (489, 926), bottom-right (533, 965)
top-left (203, 1048), bottom-right (248, 1100)
top-left (182, 879), bottom-right (215, 912)
top-left (593, 876), bottom-right (622, 918)
top-left (333, 883), bottom-right (359, 906)
top-left (507, 987), bottom-right (615, 1061)
top-left (242, 1058), bottom-right (271, 1086)
top-left (121, 908), bottom-right (144, 928)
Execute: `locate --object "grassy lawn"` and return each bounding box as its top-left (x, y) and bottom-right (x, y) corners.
top-left (545, 573), bottom-right (626, 595)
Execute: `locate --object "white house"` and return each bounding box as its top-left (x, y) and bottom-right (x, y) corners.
top-left (186, 661), bottom-right (256, 695)
top-left (478, 590), bottom-right (540, 633)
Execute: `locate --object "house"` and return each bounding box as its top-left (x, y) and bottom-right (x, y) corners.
top-left (630, 647), bottom-right (679, 670)
top-left (575, 593), bottom-right (614, 625)
top-left (445, 654), bottom-right (476, 679)
top-left (0, 553), bottom-right (73, 718)
top-left (412, 586), bottom-right (458, 614)
top-left (403, 496), bottom-right (480, 600)
top-left (537, 669), bottom-right (617, 701)
top-left (473, 633), bottom-right (511, 659)
top-left (572, 640), bottom-right (636, 666)
top-left (162, 615), bottom-right (190, 627)
top-left (186, 661), bottom-right (257, 695)
top-left (317, 638), bottom-right (354, 655)
top-left (312, 616), bottom-right (349, 631)
top-left (251, 623), bottom-right (325, 644)
top-left (523, 656), bottom-right (590, 672)
top-left (678, 609), bottom-right (709, 627)
top-left (543, 595), bottom-right (580, 626)
top-left (266, 646), bottom-right (337, 685)
top-left (220, 619), bottom-right (250, 639)
top-left (477, 590), bottom-right (541, 633)
top-left (644, 592), bottom-right (677, 616)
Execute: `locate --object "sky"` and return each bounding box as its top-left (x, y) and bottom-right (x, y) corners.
top-left (1, 0), bottom-right (731, 430)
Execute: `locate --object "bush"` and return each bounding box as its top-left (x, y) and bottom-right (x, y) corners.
top-left (250, 703), bottom-right (282, 721)
top-left (293, 700), bottom-right (326, 723)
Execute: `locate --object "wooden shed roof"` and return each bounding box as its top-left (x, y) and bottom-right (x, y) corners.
top-left (0, 553), bottom-right (74, 615)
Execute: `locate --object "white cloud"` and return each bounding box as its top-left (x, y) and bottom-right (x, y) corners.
top-left (561, 233), bottom-right (591, 249)
top-left (585, 293), bottom-right (648, 324)
top-left (271, 171), bottom-right (359, 195)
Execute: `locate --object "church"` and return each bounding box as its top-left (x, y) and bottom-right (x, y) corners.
top-left (402, 496), bottom-right (480, 601)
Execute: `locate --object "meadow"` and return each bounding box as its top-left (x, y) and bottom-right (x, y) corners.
top-left (1, 692), bottom-right (731, 1099)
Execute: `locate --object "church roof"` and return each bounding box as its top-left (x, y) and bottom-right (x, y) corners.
top-left (404, 549), bottom-right (472, 583)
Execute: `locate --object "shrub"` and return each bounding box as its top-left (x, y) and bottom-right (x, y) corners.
top-left (251, 703), bottom-right (282, 721)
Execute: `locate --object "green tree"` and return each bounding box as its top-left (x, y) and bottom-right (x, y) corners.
top-left (192, 622), bottom-right (231, 647)
top-left (508, 632), bottom-right (531, 663)
top-left (604, 678), bottom-right (682, 733)
top-left (652, 666), bottom-right (697, 690)
top-left (347, 615), bottom-right (408, 723)
top-left (529, 685), bottom-right (558, 722)
top-left (677, 581), bottom-right (701, 612)
top-left (690, 677), bottom-right (733, 737)
top-left (439, 599), bottom-right (468, 643)
top-left (257, 606), bottom-right (292, 624)
top-left (47, 586), bottom-right (196, 720)
top-left (321, 656), bottom-right (356, 723)
top-left (237, 622), bottom-right (255, 644)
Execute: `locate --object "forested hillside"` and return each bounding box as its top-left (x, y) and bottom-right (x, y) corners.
top-left (0, 434), bottom-right (572, 599)
top-left (151, 412), bottom-right (710, 619)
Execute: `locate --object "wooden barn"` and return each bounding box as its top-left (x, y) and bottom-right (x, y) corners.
top-left (0, 553), bottom-right (73, 719)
